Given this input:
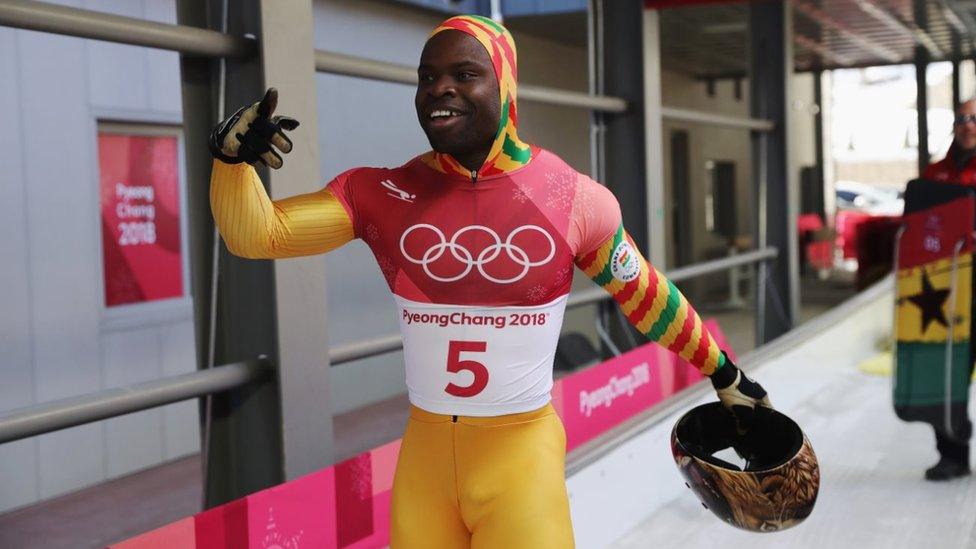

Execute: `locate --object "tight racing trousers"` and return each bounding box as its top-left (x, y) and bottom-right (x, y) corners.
top-left (390, 403), bottom-right (575, 548)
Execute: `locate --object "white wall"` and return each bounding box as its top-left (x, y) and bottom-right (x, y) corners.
top-left (658, 68), bottom-right (818, 299)
top-left (660, 71), bottom-right (753, 298)
top-left (0, 0), bottom-right (198, 514)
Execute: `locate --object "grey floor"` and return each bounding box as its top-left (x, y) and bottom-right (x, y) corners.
top-left (0, 455), bottom-right (202, 549)
top-left (612, 358), bottom-right (976, 549)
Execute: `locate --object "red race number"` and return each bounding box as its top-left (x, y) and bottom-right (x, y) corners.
top-left (445, 340), bottom-right (489, 397)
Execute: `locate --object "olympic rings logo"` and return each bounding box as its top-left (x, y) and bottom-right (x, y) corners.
top-left (399, 224), bottom-right (556, 284)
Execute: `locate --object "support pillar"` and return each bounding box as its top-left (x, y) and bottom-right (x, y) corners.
top-left (177, 0), bottom-right (333, 508)
top-left (749, 0), bottom-right (798, 345)
top-left (258, 0), bottom-right (335, 482)
top-left (601, 0), bottom-right (648, 252)
top-left (595, 0), bottom-right (653, 355)
top-left (915, 0), bottom-right (930, 175)
top-left (813, 70), bottom-right (826, 221)
top-left (643, 8), bottom-right (667, 268)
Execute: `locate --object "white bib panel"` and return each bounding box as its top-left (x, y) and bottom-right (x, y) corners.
top-left (395, 295), bottom-right (568, 416)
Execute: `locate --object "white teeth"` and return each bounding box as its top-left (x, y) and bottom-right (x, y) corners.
top-left (430, 110), bottom-right (460, 119)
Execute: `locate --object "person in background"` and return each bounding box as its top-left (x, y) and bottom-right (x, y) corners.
top-left (919, 98), bottom-right (976, 480)
top-left (925, 99), bottom-right (976, 185)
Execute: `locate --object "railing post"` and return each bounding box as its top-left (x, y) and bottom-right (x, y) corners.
top-left (598, 0), bottom-right (651, 355)
top-left (257, 0), bottom-right (336, 482)
top-left (643, 7), bottom-right (666, 269)
top-left (0, 360), bottom-right (273, 445)
top-left (178, 0), bottom-right (285, 508)
top-left (750, 0), bottom-right (798, 345)
top-left (914, 0), bottom-right (931, 176)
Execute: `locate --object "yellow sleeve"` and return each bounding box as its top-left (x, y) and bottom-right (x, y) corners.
top-left (209, 160), bottom-right (355, 259)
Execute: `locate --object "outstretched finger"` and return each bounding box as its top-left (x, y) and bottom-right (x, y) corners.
top-left (257, 88), bottom-right (278, 119)
top-left (270, 131), bottom-right (293, 154)
top-left (259, 148), bottom-right (284, 170)
top-left (275, 116), bottom-right (300, 131)
top-left (269, 116), bottom-right (298, 154)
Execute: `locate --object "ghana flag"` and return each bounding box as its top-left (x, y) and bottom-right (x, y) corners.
top-left (894, 180), bottom-right (975, 434)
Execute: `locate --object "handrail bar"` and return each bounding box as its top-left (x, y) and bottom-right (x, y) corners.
top-left (0, 4), bottom-right (791, 115)
top-left (0, 358), bottom-right (272, 445)
top-left (661, 106), bottom-right (775, 132)
top-left (330, 246), bottom-right (779, 366)
top-left (667, 246), bottom-right (777, 283)
top-left (0, 246), bottom-right (778, 444)
top-left (0, 0), bottom-right (252, 58)
top-left (314, 50), bottom-right (628, 113)
top-left (0, 1), bottom-right (629, 114)
top-left (329, 334), bottom-right (405, 366)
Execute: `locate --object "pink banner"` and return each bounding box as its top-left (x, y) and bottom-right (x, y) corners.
top-left (98, 132), bottom-right (184, 307)
top-left (112, 324), bottom-right (729, 548)
top-left (553, 320), bottom-right (727, 451)
top-left (556, 343), bottom-right (667, 451)
top-left (245, 468), bottom-right (337, 549)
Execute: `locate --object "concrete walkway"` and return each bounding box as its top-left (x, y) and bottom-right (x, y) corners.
top-left (612, 363), bottom-right (976, 548)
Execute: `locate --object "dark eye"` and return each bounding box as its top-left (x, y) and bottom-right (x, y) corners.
top-left (418, 72), bottom-right (434, 83)
top-left (458, 71), bottom-right (477, 81)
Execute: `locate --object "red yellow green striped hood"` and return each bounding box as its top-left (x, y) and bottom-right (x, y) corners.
top-left (422, 15), bottom-right (533, 178)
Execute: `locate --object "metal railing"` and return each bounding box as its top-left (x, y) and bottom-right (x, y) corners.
top-left (0, 247), bottom-right (777, 445)
top-left (314, 49), bottom-right (629, 113)
top-left (0, 358), bottom-right (272, 444)
top-left (329, 247), bottom-right (777, 366)
top-left (0, 0), bottom-right (252, 57)
top-left (0, 1), bottom-right (781, 449)
top-left (661, 106), bottom-right (775, 132)
top-left (0, 0), bottom-right (626, 114)
top-left (0, 0), bottom-right (796, 122)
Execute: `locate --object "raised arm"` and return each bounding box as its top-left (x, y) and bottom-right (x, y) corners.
top-left (208, 88), bottom-right (354, 259)
top-left (210, 161), bottom-right (353, 259)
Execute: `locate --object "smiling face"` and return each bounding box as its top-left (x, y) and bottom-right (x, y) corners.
top-left (415, 30), bottom-right (501, 172)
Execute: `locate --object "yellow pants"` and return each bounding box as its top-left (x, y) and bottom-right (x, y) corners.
top-left (390, 403), bottom-right (575, 548)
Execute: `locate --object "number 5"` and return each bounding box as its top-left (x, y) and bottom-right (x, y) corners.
top-left (445, 340), bottom-right (488, 397)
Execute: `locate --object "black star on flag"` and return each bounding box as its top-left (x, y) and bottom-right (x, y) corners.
top-left (907, 269), bottom-right (951, 333)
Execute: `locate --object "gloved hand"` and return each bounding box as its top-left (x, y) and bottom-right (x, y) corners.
top-left (709, 352), bottom-right (772, 431)
top-left (208, 88), bottom-right (299, 169)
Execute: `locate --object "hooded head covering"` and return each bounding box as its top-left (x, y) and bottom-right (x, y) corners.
top-left (421, 15), bottom-right (533, 178)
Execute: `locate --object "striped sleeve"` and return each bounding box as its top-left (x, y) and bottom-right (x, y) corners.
top-left (574, 222), bottom-right (728, 376)
top-left (209, 160), bottom-right (355, 259)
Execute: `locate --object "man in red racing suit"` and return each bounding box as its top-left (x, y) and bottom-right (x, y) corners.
top-left (208, 15), bottom-right (773, 548)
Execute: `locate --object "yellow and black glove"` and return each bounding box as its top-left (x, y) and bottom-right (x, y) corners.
top-left (208, 88), bottom-right (298, 169)
top-left (709, 352), bottom-right (772, 431)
